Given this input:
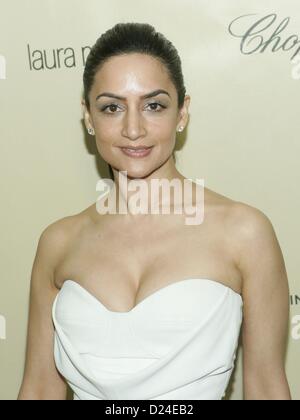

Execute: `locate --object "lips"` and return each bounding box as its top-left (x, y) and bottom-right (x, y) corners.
top-left (120, 146), bottom-right (154, 158)
top-left (121, 146), bottom-right (152, 150)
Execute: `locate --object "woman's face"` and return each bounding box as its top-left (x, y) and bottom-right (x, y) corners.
top-left (83, 53), bottom-right (190, 179)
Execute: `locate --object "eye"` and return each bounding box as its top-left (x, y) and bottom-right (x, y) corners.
top-left (146, 102), bottom-right (166, 112)
top-left (100, 102), bottom-right (166, 114)
top-left (100, 104), bottom-right (121, 114)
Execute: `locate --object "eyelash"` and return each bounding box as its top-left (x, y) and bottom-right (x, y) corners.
top-left (100, 102), bottom-right (166, 114)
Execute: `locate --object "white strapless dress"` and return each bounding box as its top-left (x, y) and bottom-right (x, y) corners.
top-left (52, 278), bottom-right (243, 400)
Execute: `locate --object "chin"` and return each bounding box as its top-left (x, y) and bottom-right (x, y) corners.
top-left (125, 169), bottom-right (151, 180)
top-left (115, 164), bottom-right (153, 180)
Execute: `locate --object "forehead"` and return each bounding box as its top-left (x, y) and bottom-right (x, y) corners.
top-left (92, 53), bottom-right (175, 96)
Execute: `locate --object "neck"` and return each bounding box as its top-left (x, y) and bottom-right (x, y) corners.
top-left (111, 156), bottom-right (186, 217)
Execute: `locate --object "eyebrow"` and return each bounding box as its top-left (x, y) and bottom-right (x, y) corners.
top-left (96, 89), bottom-right (171, 101)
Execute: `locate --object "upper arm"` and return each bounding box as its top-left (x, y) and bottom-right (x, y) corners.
top-left (18, 220), bottom-right (70, 400)
top-left (233, 203), bottom-right (291, 400)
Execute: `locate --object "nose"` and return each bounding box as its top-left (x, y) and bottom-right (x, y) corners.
top-left (121, 107), bottom-right (146, 141)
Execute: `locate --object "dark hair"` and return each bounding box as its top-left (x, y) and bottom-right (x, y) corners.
top-left (83, 22), bottom-right (186, 176)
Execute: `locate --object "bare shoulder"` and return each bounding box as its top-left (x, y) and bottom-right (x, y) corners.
top-left (36, 214), bottom-right (85, 281)
top-left (39, 216), bottom-right (72, 247)
top-left (229, 205), bottom-right (291, 399)
top-left (199, 193), bottom-right (291, 398)
top-left (227, 201), bottom-right (289, 296)
top-left (19, 215), bottom-right (83, 399)
top-left (227, 200), bottom-right (280, 257)
top-left (204, 188), bottom-right (284, 276)
top-left (39, 216), bottom-right (75, 255)
top-left (199, 185), bottom-right (273, 235)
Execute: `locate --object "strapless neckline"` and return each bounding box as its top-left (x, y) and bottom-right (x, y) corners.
top-left (54, 278), bottom-right (243, 316)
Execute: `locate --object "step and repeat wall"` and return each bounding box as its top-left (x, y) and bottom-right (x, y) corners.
top-left (0, 0), bottom-right (299, 400)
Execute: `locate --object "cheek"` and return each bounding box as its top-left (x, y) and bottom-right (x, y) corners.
top-left (94, 126), bottom-right (117, 149)
top-left (159, 127), bottom-right (177, 147)
top-left (95, 138), bottom-right (111, 157)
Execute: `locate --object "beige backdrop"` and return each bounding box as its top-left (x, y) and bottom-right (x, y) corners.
top-left (0, 0), bottom-right (299, 400)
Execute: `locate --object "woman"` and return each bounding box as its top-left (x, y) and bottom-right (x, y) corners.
top-left (18, 23), bottom-right (291, 400)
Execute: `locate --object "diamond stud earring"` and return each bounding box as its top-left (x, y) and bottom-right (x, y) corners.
top-left (178, 126), bottom-right (184, 132)
top-left (88, 128), bottom-right (95, 135)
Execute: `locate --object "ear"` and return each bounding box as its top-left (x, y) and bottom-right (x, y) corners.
top-left (177, 95), bottom-right (191, 131)
top-left (81, 99), bottom-right (94, 132)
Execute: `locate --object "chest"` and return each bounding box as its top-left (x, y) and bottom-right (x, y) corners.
top-left (54, 212), bottom-right (242, 311)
